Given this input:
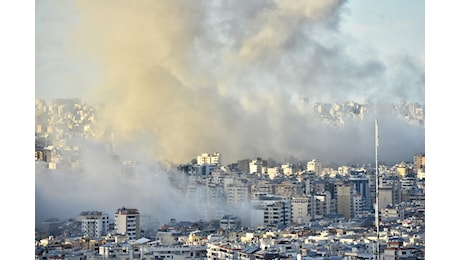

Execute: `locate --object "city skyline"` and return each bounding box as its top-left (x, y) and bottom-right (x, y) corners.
top-left (35, 96), bottom-right (424, 228)
top-left (34, 0), bottom-right (425, 228)
top-left (10, 1), bottom-right (459, 258)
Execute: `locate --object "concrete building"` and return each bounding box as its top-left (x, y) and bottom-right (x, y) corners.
top-left (395, 162), bottom-right (410, 178)
top-left (207, 242), bottom-right (241, 260)
top-left (226, 182), bottom-right (251, 208)
top-left (114, 207), bottom-right (140, 240)
top-left (336, 183), bottom-right (352, 221)
top-left (313, 191), bottom-right (332, 219)
top-left (379, 177), bottom-right (402, 210)
top-left (250, 158), bottom-right (264, 175)
top-left (350, 176), bottom-right (371, 210)
top-left (379, 187), bottom-right (396, 211)
top-left (413, 154), bottom-right (425, 173)
top-left (197, 152), bottom-right (221, 166)
top-left (220, 215), bottom-right (242, 230)
top-left (281, 163), bottom-right (294, 176)
top-left (307, 159), bottom-right (323, 175)
top-left (291, 196), bottom-right (312, 224)
top-left (266, 167), bottom-right (280, 179)
top-left (264, 201), bottom-right (291, 228)
top-left (351, 191), bottom-right (365, 219)
top-left (251, 180), bottom-right (275, 198)
top-left (274, 181), bottom-right (304, 199)
top-left (77, 211), bottom-right (109, 238)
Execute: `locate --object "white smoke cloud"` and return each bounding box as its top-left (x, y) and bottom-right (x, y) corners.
top-left (35, 139), bottom-right (205, 226)
top-left (35, 0), bottom-right (424, 225)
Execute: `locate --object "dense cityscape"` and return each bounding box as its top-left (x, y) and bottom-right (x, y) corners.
top-left (35, 98), bottom-right (425, 260)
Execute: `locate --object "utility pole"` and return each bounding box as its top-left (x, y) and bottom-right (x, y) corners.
top-left (375, 119), bottom-right (380, 260)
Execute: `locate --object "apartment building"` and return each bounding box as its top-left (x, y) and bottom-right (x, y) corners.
top-left (114, 207), bottom-right (140, 240)
top-left (291, 196), bottom-right (312, 224)
top-left (197, 152), bottom-right (221, 166)
top-left (76, 211), bottom-right (109, 238)
top-left (307, 159), bottom-right (323, 175)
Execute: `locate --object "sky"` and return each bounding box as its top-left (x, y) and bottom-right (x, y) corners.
top-left (36, 0), bottom-right (425, 103)
top-left (1, 0), bottom-right (457, 257)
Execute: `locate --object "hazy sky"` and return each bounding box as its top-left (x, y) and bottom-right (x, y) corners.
top-left (34, 0), bottom-right (425, 225)
top-left (36, 0), bottom-right (424, 102)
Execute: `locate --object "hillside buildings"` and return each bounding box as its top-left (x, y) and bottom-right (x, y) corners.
top-left (35, 98), bottom-right (425, 259)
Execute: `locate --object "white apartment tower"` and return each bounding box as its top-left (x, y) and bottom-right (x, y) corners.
top-left (307, 159), bottom-right (323, 175)
top-left (249, 158), bottom-right (264, 175)
top-left (77, 211), bottom-right (109, 238)
top-left (197, 152), bottom-right (221, 165)
top-left (291, 196), bottom-right (312, 224)
top-left (281, 163), bottom-right (293, 176)
top-left (352, 192), bottom-right (365, 219)
top-left (114, 207), bottom-right (140, 240)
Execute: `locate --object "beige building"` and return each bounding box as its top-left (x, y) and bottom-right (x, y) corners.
top-left (336, 183), bottom-right (352, 221)
top-left (281, 163), bottom-right (294, 176)
top-left (291, 196), bottom-right (312, 224)
top-left (114, 207), bottom-right (140, 240)
top-left (197, 152), bottom-right (221, 165)
top-left (395, 162), bottom-right (410, 178)
top-left (249, 158), bottom-right (264, 175)
top-left (307, 159), bottom-right (323, 175)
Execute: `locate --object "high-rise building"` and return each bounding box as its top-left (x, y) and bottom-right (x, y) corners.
top-left (249, 158), bottom-right (264, 175)
top-left (350, 176), bottom-right (371, 210)
top-left (281, 163), bottom-right (293, 176)
top-left (226, 183), bottom-right (251, 208)
top-left (307, 159), bottom-right (323, 175)
top-left (291, 196), bottom-right (312, 224)
top-left (379, 187), bottom-right (394, 211)
top-left (413, 154), bottom-right (425, 176)
top-left (263, 201), bottom-right (291, 228)
top-left (380, 177), bottom-right (402, 208)
top-left (313, 191), bottom-right (332, 219)
top-left (114, 207), bottom-right (140, 240)
top-left (351, 192), bottom-right (365, 219)
top-left (336, 183), bottom-right (352, 221)
top-left (77, 211), bottom-right (110, 238)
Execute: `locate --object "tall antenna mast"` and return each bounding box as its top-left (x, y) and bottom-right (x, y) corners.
top-left (375, 119), bottom-right (380, 260)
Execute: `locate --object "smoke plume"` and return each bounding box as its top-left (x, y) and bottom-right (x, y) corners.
top-left (36, 0), bottom-right (424, 225)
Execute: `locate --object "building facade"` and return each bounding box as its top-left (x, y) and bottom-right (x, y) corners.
top-left (77, 211), bottom-right (109, 238)
top-left (336, 183), bottom-right (352, 221)
top-left (114, 207), bottom-right (140, 240)
top-left (307, 159), bottom-right (323, 175)
top-left (197, 152), bottom-right (221, 166)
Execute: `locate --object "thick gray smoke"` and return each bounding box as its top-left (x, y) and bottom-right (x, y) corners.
top-left (36, 0), bottom-right (424, 225)
top-left (65, 0), bottom-right (423, 165)
top-left (35, 139), bottom-right (204, 226)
